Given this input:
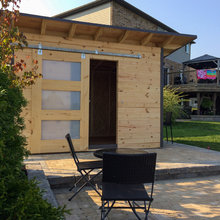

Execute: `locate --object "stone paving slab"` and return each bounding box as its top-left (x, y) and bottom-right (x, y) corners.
top-left (54, 175), bottom-right (220, 220)
top-left (26, 162), bottom-right (58, 208)
top-left (24, 142), bottom-right (220, 180)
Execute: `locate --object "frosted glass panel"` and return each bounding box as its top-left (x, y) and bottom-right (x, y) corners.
top-left (41, 120), bottom-right (80, 140)
top-left (43, 60), bottom-right (81, 81)
top-left (42, 90), bottom-right (80, 110)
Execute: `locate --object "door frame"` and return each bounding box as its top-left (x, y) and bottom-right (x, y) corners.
top-left (88, 56), bottom-right (118, 149)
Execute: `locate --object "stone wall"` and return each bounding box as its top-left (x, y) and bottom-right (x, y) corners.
top-left (112, 2), bottom-right (165, 31)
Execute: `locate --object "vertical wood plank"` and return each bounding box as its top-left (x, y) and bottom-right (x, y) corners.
top-left (80, 55), bottom-right (90, 150)
top-left (30, 49), bottom-right (42, 153)
top-left (160, 48), bottom-right (164, 148)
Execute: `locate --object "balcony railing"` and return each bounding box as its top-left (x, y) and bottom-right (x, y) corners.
top-left (166, 69), bottom-right (220, 86)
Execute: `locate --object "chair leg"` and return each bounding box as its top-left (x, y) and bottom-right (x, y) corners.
top-left (144, 201), bottom-right (148, 220)
top-left (128, 201), bottom-right (141, 220)
top-left (101, 200), bottom-right (115, 220)
top-left (69, 169), bottom-right (94, 191)
top-left (68, 183), bottom-right (86, 201)
top-left (69, 175), bottom-right (78, 191)
top-left (69, 170), bottom-right (102, 201)
top-left (81, 170), bottom-right (102, 196)
top-left (101, 201), bottom-right (106, 220)
top-left (170, 124), bottom-right (173, 144)
top-left (165, 124), bottom-right (168, 142)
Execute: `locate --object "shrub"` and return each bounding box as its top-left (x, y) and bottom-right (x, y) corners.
top-left (163, 86), bottom-right (185, 122)
top-left (0, 71), bottom-right (28, 175)
top-left (201, 97), bottom-right (213, 110)
top-left (0, 70), bottom-right (67, 219)
top-left (1, 1), bottom-right (67, 219)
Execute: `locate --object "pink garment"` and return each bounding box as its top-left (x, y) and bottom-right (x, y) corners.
top-left (197, 69), bottom-right (217, 79)
top-left (197, 69), bottom-right (207, 79)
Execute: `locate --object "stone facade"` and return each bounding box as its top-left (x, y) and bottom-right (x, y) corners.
top-left (112, 2), bottom-right (165, 32)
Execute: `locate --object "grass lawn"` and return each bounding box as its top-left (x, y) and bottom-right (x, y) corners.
top-left (163, 121), bottom-right (220, 152)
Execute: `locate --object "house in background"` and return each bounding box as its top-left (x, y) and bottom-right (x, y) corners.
top-left (167, 54), bottom-right (220, 116)
top-left (54, 0), bottom-right (193, 79)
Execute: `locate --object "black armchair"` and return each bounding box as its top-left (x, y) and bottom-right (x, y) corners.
top-left (101, 152), bottom-right (157, 220)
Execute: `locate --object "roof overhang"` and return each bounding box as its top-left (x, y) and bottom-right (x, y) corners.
top-left (16, 13), bottom-right (197, 57)
top-left (183, 55), bottom-right (220, 69)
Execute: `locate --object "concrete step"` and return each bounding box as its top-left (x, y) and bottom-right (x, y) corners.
top-left (48, 165), bottom-right (220, 189)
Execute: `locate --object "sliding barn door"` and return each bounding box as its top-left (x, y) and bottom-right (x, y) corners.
top-left (31, 50), bottom-right (89, 153)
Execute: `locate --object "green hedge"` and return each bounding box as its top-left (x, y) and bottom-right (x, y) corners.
top-left (0, 70), bottom-right (67, 219)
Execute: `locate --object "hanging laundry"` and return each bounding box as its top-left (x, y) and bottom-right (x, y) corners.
top-left (197, 69), bottom-right (216, 80)
top-left (206, 70), bottom-right (216, 79)
top-left (197, 69), bottom-right (207, 79)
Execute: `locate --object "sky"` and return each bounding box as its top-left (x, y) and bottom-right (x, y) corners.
top-left (18, 0), bottom-right (220, 59)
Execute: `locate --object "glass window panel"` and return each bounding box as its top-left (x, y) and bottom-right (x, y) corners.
top-left (42, 90), bottom-right (80, 110)
top-left (41, 120), bottom-right (80, 140)
top-left (42, 60), bottom-right (81, 81)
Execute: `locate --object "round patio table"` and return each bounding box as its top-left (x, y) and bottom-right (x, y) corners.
top-left (94, 148), bottom-right (148, 159)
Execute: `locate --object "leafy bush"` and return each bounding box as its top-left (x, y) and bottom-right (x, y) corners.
top-left (0, 70), bottom-right (66, 219)
top-left (163, 86), bottom-right (185, 122)
top-left (0, 175), bottom-right (66, 220)
top-left (0, 71), bottom-right (28, 174)
top-left (201, 97), bottom-right (213, 110)
top-left (1, 2), bottom-right (67, 219)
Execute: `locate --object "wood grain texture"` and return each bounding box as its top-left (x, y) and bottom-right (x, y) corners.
top-left (20, 32), bottom-right (161, 153)
top-left (30, 50), bottom-right (43, 153)
top-left (80, 56), bottom-right (90, 150)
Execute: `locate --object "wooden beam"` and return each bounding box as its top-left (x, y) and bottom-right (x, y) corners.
top-left (141, 33), bottom-right (153, 45)
top-left (118, 30), bottom-right (129, 43)
top-left (41, 19), bottom-right (47, 35)
top-left (163, 44), bottom-right (183, 50)
top-left (94, 27), bottom-right (102, 41)
top-left (68, 23), bottom-right (77, 39)
top-left (162, 35), bottom-right (175, 47)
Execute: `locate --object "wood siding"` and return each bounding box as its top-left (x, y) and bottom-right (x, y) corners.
top-left (65, 2), bottom-right (112, 25)
top-left (19, 33), bottom-right (161, 153)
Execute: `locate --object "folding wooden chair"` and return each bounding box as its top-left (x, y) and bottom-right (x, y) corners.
top-left (65, 133), bottom-right (103, 201)
top-left (101, 152), bottom-right (157, 220)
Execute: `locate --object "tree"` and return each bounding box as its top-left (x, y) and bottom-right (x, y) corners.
top-left (0, 0), bottom-right (41, 87)
top-left (0, 1), bottom-right (67, 219)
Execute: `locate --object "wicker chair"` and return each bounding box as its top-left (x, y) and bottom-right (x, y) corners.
top-left (101, 152), bottom-right (157, 220)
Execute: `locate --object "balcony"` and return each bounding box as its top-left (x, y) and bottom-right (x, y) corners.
top-left (166, 70), bottom-right (220, 93)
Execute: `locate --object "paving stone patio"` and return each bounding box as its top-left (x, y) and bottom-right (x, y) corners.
top-left (54, 175), bottom-right (220, 220)
top-left (25, 142), bottom-right (220, 179)
top-left (24, 142), bottom-right (220, 219)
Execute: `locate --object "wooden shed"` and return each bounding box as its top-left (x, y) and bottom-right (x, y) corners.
top-left (16, 13), bottom-right (196, 154)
